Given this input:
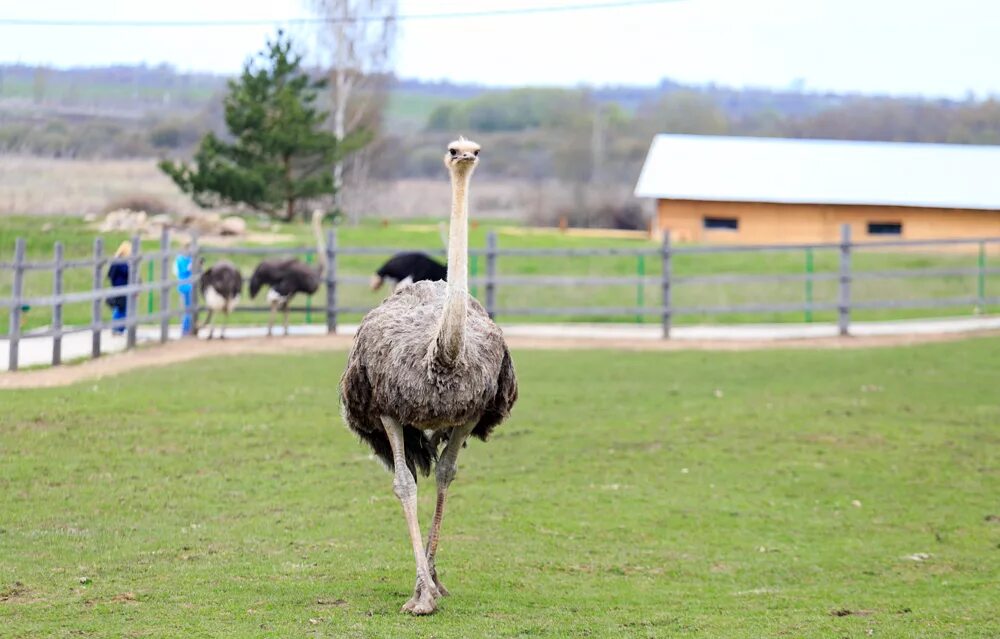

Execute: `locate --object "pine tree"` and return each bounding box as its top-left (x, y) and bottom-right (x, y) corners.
top-left (160, 32), bottom-right (362, 220)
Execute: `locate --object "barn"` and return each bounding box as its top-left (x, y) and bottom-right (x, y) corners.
top-left (634, 135), bottom-right (1000, 244)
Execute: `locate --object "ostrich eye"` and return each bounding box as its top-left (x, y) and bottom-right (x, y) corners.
top-left (473, 150), bottom-right (479, 156)
top-left (449, 148), bottom-right (457, 156)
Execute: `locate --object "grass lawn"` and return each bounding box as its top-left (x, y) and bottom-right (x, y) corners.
top-left (2, 338), bottom-right (999, 637)
top-left (1, 215), bottom-right (994, 333)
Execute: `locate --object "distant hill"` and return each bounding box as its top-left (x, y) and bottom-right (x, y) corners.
top-left (1, 64), bottom-right (995, 167)
top-left (1, 63), bottom-right (946, 131)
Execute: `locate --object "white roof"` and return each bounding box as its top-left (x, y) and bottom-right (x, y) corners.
top-left (634, 135), bottom-right (1000, 211)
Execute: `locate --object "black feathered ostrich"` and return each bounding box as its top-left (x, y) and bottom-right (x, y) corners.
top-left (249, 211), bottom-right (326, 336)
top-left (370, 252), bottom-right (447, 292)
top-left (199, 259), bottom-right (242, 339)
top-left (340, 138), bottom-right (517, 615)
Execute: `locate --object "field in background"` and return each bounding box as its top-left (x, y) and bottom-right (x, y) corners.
top-left (0, 156), bottom-right (199, 217)
top-left (2, 340), bottom-right (999, 637)
top-left (1, 215), bottom-right (995, 334)
top-left (0, 156), bottom-right (625, 221)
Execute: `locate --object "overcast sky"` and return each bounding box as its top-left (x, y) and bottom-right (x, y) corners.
top-left (1, 0), bottom-right (998, 98)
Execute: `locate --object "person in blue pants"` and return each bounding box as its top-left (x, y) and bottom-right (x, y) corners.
top-left (106, 241), bottom-right (131, 335)
top-left (174, 246), bottom-right (194, 336)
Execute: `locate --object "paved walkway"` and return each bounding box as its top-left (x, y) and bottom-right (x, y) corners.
top-left (3, 315), bottom-right (999, 371)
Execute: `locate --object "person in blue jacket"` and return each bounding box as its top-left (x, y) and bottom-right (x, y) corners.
top-left (106, 241), bottom-right (131, 335)
top-left (174, 244), bottom-right (194, 336)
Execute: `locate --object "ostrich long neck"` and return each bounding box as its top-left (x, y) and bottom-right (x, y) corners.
top-left (311, 210), bottom-right (327, 277)
top-left (437, 167), bottom-right (471, 365)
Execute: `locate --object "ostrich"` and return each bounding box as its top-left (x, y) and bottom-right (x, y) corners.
top-left (370, 252), bottom-right (447, 292)
top-left (340, 137), bottom-right (518, 615)
top-left (249, 211), bottom-right (326, 336)
top-left (199, 259), bottom-right (242, 339)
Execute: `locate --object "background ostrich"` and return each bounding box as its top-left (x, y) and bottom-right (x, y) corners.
top-left (340, 137), bottom-right (518, 616)
top-left (370, 252), bottom-right (447, 292)
top-left (249, 211), bottom-right (326, 336)
top-left (198, 259), bottom-right (242, 339)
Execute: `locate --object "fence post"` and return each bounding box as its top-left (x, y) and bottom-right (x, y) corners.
top-left (325, 228), bottom-right (337, 334)
top-left (91, 237), bottom-right (103, 359)
top-left (305, 251), bottom-right (313, 324)
top-left (146, 260), bottom-right (154, 315)
top-left (470, 253), bottom-right (479, 300)
top-left (804, 247), bottom-right (814, 323)
top-left (838, 224), bottom-right (852, 337)
top-left (977, 240), bottom-right (986, 313)
top-left (636, 254), bottom-right (645, 324)
top-left (7, 238), bottom-right (25, 372)
top-left (52, 242), bottom-right (64, 366)
top-left (126, 235), bottom-right (141, 349)
top-left (189, 233), bottom-right (200, 336)
top-left (159, 227), bottom-right (170, 343)
top-left (661, 230), bottom-right (672, 339)
top-left (485, 231), bottom-right (497, 320)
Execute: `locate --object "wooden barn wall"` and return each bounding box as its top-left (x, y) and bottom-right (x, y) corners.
top-left (656, 199), bottom-right (1000, 245)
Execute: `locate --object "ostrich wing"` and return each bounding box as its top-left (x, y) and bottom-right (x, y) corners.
top-left (471, 344), bottom-right (518, 442)
top-left (340, 351), bottom-right (436, 479)
top-left (202, 263), bottom-right (243, 298)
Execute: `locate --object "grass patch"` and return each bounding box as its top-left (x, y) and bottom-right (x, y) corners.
top-left (1, 339), bottom-right (999, 636)
top-left (2, 215), bottom-right (994, 333)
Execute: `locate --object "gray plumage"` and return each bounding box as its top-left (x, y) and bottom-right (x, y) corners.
top-left (340, 280), bottom-right (517, 477)
top-left (339, 136), bottom-right (511, 615)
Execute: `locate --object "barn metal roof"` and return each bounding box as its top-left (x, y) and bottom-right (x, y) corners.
top-left (634, 135), bottom-right (1000, 211)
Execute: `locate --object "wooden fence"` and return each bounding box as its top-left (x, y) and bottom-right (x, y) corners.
top-left (3, 224), bottom-right (999, 372)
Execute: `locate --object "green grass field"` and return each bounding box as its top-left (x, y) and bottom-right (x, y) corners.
top-left (1, 339), bottom-right (999, 637)
top-left (1, 215), bottom-right (994, 334)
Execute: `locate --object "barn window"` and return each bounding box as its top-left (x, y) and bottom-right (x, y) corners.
top-left (867, 222), bottom-right (902, 236)
top-left (703, 216), bottom-right (739, 231)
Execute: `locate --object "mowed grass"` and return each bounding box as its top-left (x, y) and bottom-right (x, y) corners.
top-left (2, 339), bottom-right (999, 637)
top-left (1, 214), bottom-right (995, 334)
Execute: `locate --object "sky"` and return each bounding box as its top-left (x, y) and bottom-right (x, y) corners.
top-left (0, 0), bottom-right (998, 99)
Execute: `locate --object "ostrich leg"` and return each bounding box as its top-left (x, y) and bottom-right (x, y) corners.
top-left (219, 311), bottom-right (228, 339)
top-left (423, 422), bottom-right (475, 596)
top-left (267, 301), bottom-right (277, 337)
top-left (381, 416), bottom-right (439, 615)
top-left (203, 310), bottom-right (214, 339)
top-left (283, 306), bottom-right (290, 336)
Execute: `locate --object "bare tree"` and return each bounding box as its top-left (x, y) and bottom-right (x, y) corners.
top-left (307, 0), bottom-right (397, 222)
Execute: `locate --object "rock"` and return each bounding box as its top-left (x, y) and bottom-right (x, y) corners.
top-left (219, 216), bottom-right (247, 236)
top-left (40, 223), bottom-right (54, 232)
top-left (99, 209), bottom-right (148, 233)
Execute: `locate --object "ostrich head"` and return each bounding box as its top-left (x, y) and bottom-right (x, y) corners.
top-left (443, 136), bottom-right (480, 175)
top-left (248, 270), bottom-right (265, 299)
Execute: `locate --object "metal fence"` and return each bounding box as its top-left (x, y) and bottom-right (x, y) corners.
top-left (3, 224), bottom-right (999, 372)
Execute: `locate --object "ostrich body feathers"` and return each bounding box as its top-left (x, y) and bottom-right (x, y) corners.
top-left (249, 259), bottom-right (321, 305)
top-left (376, 253), bottom-right (447, 287)
top-left (340, 280), bottom-right (518, 478)
top-left (200, 260), bottom-right (242, 312)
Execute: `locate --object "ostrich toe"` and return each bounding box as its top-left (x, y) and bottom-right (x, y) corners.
top-left (428, 565), bottom-right (449, 597)
top-left (402, 577), bottom-right (440, 614)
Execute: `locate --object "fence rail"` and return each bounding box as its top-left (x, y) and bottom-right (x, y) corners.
top-left (2, 224), bottom-right (997, 371)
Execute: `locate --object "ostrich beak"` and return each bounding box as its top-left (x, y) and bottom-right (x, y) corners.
top-left (370, 275), bottom-right (384, 291)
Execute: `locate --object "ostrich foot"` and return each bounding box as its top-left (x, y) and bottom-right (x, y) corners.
top-left (401, 581), bottom-right (439, 615)
top-left (429, 565), bottom-right (450, 597)
top-left (402, 578), bottom-right (440, 614)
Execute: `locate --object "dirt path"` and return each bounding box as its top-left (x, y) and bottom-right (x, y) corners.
top-left (2, 329), bottom-right (997, 390)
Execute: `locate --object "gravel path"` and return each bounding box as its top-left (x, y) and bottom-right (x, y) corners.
top-left (1, 317), bottom-right (998, 389)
